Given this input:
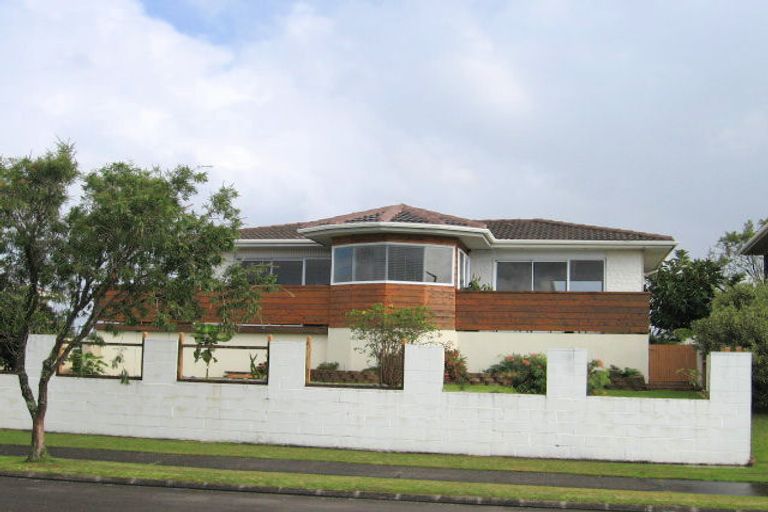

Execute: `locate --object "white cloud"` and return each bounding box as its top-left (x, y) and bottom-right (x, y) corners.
top-left (1, 0), bottom-right (767, 254)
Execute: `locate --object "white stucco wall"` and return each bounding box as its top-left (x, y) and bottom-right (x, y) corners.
top-left (467, 248), bottom-right (645, 292)
top-left (456, 332), bottom-right (649, 375)
top-left (0, 336), bottom-right (751, 465)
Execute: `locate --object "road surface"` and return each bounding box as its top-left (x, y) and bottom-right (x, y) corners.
top-left (0, 476), bottom-right (561, 511)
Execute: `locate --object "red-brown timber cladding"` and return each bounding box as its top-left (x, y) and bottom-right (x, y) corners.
top-left (455, 291), bottom-right (650, 334)
top-left (329, 284), bottom-right (456, 329)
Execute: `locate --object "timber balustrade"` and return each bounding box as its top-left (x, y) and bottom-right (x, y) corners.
top-left (99, 287), bottom-right (650, 334)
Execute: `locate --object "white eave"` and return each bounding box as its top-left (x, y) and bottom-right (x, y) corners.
top-left (238, 221), bottom-right (676, 272)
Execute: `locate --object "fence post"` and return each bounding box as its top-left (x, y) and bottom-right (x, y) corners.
top-left (305, 336), bottom-right (312, 384)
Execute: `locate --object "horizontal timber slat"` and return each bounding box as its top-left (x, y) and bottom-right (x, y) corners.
top-left (455, 291), bottom-right (650, 334)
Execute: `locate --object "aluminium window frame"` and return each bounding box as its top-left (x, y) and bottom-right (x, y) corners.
top-left (492, 258), bottom-right (606, 292)
top-left (239, 257), bottom-right (332, 286)
top-left (331, 242), bottom-right (456, 287)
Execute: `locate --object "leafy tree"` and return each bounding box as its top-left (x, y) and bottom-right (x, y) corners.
top-left (347, 304), bottom-right (438, 387)
top-left (0, 143), bottom-right (275, 461)
top-left (646, 250), bottom-right (737, 341)
top-left (710, 219), bottom-right (767, 283)
top-left (692, 283), bottom-right (768, 410)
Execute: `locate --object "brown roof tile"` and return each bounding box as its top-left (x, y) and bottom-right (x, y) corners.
top-left (238, 205), bottom-right (673, 242)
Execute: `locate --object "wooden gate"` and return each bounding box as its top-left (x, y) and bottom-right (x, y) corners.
top-left (649, 344), bottom-right (699, 389)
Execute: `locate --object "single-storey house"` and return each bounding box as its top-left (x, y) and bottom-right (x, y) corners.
top-left (98, 204), bottom-right (676, 376)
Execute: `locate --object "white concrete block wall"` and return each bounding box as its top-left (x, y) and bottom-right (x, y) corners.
top-left (0, 336), bottom-right (752, 465)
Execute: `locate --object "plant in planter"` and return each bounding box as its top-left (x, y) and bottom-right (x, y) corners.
top-left (484, 353), bottom-right (547, 394)
top-left (192, 323), bottom-right (233, 379)
top-left (444, 348), bottom-right (469, 384)
top-left (587, 359), bottom-right (610, 395)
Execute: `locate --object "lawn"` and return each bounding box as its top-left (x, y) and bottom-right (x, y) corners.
top-left (1, 414), bottom-right (766, 484)
top-left (443, 384), bottom-right (704, 399)
top-left (0, 455), bottom-right (767, 511)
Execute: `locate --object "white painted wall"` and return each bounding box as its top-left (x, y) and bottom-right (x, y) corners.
top-left (0, 336), bottom-right (751, 465)
top-left (456, 332), bottom-right (649, 375)
top-left (468, 248), bottom-right (645, 292)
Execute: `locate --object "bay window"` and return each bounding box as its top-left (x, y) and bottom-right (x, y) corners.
top-left (333, 243), bottom-right (454, 285)
top-left (496, 260), bottom-right (604, 292)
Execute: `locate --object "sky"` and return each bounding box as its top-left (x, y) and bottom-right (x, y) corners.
top-left (1, 0), bottom-right (766, 256)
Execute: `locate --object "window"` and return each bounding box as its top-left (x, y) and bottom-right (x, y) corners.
top-left (332, 243), bottom-right (454, 285)
top-left (569, 260), bottom-right (604, 291)
top-left (495, 260), bottom-right (604, 292)
top-left (496, 262), bottom-right (532, 291)
top-left (305, 259), bottom-right (332, 285)
top-left (533, 262), bottom-right (567, 291)
top-left (242, 258), bottom-right (331, 285)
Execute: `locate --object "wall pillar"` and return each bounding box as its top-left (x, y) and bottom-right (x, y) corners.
top-left (268, 340), bottom-right (306, 390)
top-left (546, 348), bottom-right (587, 399)
top-left (403, 344), bottom-right (444, 396)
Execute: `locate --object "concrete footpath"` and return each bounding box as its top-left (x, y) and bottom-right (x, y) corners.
top-left (1, 444), bottom-right (766, 498)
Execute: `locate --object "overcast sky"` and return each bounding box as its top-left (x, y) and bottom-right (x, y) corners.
top-left (1, 0), bottom-right (766, 256)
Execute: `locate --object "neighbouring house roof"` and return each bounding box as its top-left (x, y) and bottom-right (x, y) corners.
top-left (239, 203), bottom-right (673, 242)
top-left (742, 222), bottom-right (768, 255)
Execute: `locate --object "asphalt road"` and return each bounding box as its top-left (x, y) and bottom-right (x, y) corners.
top-left (0, 476), bottom-right (560, 512)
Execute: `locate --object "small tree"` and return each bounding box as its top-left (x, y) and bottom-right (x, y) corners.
top-left (646, 249), bottom-right (737, 341)
top-left (347, 304), bottom-right (438, 387)
top-left (692, 283), bottom-right (768, 410)
top-left (0, 143), bottom-right (275, 461)
top-left (710, 219), bottom-right (767, 283)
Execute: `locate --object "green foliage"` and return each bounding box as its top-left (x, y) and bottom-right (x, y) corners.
top-left (443, 348), bottom-right (469, 384)
top-left (647, 249), bottom-right (737, 340)
top-left (484, 353), bottom-right (547, 394)
top-left (248, 354), bottom-right (267, 380)
top-left (608, 365), bottom-right (643, 379)
top-left (192, 324), bottom-right (233, 379)
top-left (692, 283), bottom-right (768, 410)
top-left (316, 361), bottom-right (340, 371)
top-left (587, 359), bottom-right (610, 395)
top-left (347, 303), bottom-right (438, 387)
top-left (68, 347), bottom-right (107, 376)
top-left (0, 142), bottom-right (276, 459)
top-left (462, 276), bottom-right (493, 291)
top-left (710, 219), bottom-right (767, 283)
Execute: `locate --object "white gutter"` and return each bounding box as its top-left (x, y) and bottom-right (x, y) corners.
top-left (235, 239), bottom-right (322, 247)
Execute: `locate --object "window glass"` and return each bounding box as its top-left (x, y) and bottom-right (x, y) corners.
top-left (388, 245), bottom-right (423, 282)
top-left (333, 247), bottom-right (353, 283)
top-left (423, 246), bottom-right (453, 283)
top-left (570, 260), bottom-right (604, 291)
top-left (354, 245), bottom-right (386, 281)
top-left (496, 262), bottom-right (532, 291)
top-left (272, 260), bottom-right (303, 285)
top-left (305, 259), bottom-right (331, 285)
top-left (533, 262), bottom-right (567, 291)
top-left (458, 250), bottom-right (470, 288)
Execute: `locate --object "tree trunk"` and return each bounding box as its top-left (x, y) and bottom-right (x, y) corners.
top-left (28, 414), bottom-right (46, 462)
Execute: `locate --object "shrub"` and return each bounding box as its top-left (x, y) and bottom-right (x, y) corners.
top-left (588, 359), bottom-right (610, 394)
top-left (692, 283), bottom-right (768, 410)
top-left (444, 348), bottom-right (469, 384)
top-left (608, 365), bottom-right (643, 379)
top-left (316, 361), bottom-right (340, 371)
top-left (484, 353), bottom-right (546, 394)
top-left (347, 303), bottom-right (438, 387)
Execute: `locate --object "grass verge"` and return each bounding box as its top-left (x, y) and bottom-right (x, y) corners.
top-left (1, 456), bottom-right (767, 511)
top-left (1, 415), bottom-right (765, 484)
